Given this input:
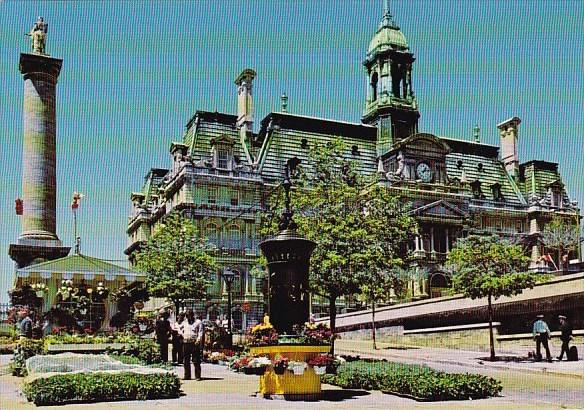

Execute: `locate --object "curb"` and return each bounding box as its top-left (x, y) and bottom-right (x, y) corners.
top-left (336, 348), bottom-right (584, 380)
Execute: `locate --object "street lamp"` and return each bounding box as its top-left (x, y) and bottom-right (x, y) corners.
top-left (223, 267), bottom-right (238, 347)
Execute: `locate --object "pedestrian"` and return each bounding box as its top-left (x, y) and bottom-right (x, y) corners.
top-left (557, 315), bottom-right (573, 361)
top-left (18, 309), bottom-right (33, 339)
top-left (171, 312), bottom-right (185, 365)
top-left (155, 309), bottom-right (171, 362)
top-left (532, 314), bottom-right (552, 362)
top-left (181, 309), bottom-right (196, 380)
top-left (192, 313), bottom-right (206, 381)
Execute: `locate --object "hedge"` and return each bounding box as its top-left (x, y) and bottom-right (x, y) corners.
top-left (321, 360), bottom-right (502, 401)
top-left (23, 372), bottom-right (181, 405)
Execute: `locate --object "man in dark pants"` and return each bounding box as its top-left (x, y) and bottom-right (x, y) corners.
top-left (18, 310), bottom-right (33, 339)
top-left (557, 315), bottom-right (573, 361)
top-left (155, 310), bottom-right (171, 362)
top-left (171, 312), bottom-right (185, 365)
top-left (192, 313), bottom-right (206, 381)
top-left (532, 314), bottom-right (552, 362)
top-left (181, 310), bottom-right (197, 380)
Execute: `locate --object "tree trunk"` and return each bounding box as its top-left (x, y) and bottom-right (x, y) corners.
top-left (329, 294), bottom-right (337, 355)
top-left (174, 300), bottom-right (180, 316)
top-left (488, 293), bottom-right (496, 361)
top-left (371, 298), bottom-right (377, 350)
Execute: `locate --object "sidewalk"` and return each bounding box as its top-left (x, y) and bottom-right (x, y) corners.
top-left (1, 353), bottom-right (583, 409)
top-left (335, 339), bottom-right (584, 379)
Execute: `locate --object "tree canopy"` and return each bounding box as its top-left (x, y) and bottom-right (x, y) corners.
top-left (134, 212), bottom-right (216, 311)
top-left (447, 235), bottom-right (534, 300)
top-left (261, 139), bottom-right (416, 337)
top-left (446, 234), bottom-right (543, 360)
top-left (540, 216), bottom-right (581, 270)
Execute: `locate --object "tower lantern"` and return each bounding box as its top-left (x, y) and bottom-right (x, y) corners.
top-left (362, 1), bottom-right (420, 156)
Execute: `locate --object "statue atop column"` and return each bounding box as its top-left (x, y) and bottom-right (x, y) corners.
top-left (26, 16), bottom-right (48, 54)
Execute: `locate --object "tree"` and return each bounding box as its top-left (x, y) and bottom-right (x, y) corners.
top-left (354, 186), bottom-right (416, 349)
top-left (446, 234), bottom-right (543, 361)
top-left (261, 139), bottom-right (416, 351)
top-left (540, 216), bottom-right (580, 271)
top-left (134, 212), bottom-right (216, 312)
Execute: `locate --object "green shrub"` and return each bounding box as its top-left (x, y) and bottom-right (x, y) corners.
top-left (23, 372), bottom-right (181, 405)
top-left (323, 360), bottom-right (502, 401)
top-left (43, 333), bottom-right (137, 346)
top-left (114, 337), bottom-right (161, 364)
top-left (107, 353), bottom-right (173, 370)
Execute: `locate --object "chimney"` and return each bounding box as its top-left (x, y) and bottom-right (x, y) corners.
top-left (497, 116), bottom-right (521, 179)
top-left (235, 69), bottom-right (256, 161)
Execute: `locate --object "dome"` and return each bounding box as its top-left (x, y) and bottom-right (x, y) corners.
top-left (367, 24), bottom-right (409, 56)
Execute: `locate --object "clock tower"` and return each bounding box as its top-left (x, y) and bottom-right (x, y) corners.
top-left (362, 1), bottom-right (420, 157)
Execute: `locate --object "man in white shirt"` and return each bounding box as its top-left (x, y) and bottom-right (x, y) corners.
top-left (192, 313), bottom-right (205, 380)
top-left (180, 310), bottom-right (196, 380)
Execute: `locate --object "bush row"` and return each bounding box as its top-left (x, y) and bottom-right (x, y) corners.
top-left (321, 360), bottom-right (502, 401)
top-left (23, 372), bottom-right (181, 405)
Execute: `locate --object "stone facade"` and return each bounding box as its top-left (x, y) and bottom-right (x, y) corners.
top-left (126, 5), bottom-right (581, 330)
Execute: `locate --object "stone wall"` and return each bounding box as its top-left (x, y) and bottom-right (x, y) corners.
top-left (340, 324), bottom-right (584, 353)
top-left (340, 324), bottom-right (496, 351)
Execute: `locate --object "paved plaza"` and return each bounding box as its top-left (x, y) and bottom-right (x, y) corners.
top-left (1, 340), bottom-right (583, 410)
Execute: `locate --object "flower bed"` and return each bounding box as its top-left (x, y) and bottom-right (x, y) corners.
top-left (321, 360), bottom-right (502, 401)
top-left (23, 372), bottom-right (181, 405)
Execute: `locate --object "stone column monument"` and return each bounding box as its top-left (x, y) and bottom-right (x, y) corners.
top-left (9, 18), bottom-right (70, 268)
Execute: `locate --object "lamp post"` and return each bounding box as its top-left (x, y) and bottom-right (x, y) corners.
top-left (223, 267), bottom-right (237, 347)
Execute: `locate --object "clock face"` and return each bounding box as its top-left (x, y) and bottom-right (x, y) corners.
top-left (416, 162), bottom-right (433, 182)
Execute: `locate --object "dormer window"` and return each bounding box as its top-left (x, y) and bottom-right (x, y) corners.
top-left (471, 180), bottom-right (484, 199)
top-left (301, 138), bottom-right (309, 149)
top-left (210, 135), bottom-right (235, 170)
top-left (547, 181), bottom-right (564, 208)
top-left (351, 145), bottom-right (360, 156)
top-left (551, 189), bottom-right (563, 208)
top-left (491, 183), bottom-right (504, 202)
top-left (217, 148), bottom-right (229, 169)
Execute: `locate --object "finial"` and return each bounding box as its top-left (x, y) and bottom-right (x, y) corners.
top-left (281, 92), bottom-right (288, 113)
top-left (473, 124), bottom-right (480, 143)
top-left (380, 0), bottom-right (396, 28)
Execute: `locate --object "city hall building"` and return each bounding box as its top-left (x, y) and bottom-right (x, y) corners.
top-left (125, 6), bottom-right (581, 331)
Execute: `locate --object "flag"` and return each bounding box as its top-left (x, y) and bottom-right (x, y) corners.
top-left (542, 254), bottom-right (554, 263)
top-left (15, 198), bottom-right (23, 215)
top-left (71, 192), bottom-right (85, 210)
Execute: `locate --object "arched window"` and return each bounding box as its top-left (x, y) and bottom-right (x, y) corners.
top-left (205, 223), bottom-right (220, 247)
top-left (371, 72), bottom-right (379, 101)
top-left (429, 272), bottom-right (451, 298)
top-left (226, 224), bottom-right (242, 249)
top-left (229, 267), bottom-right (244, 295)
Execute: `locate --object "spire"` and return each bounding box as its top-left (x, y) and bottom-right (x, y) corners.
top-left (281, 92), bottom-right (288, 113)
top-left (380, 0), bottom-right (397, 29)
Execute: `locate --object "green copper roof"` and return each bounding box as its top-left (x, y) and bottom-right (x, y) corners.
top-left (367, 3), bottom-right (409, 55)
top-left (16, 253), bottom-right (144, 279)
